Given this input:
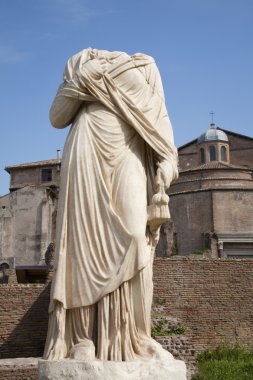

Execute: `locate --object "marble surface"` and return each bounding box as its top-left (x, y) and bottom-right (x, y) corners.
top-left (39, 357), bottom-right (187, 380)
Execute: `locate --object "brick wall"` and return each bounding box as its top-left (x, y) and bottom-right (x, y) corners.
top-left (1, 258), bottom-right (253, 362)
top-left (0, 366), bottom-right (37, 380)
top-left (228, 132), bottom-right (253, 168)
top-left (0, 283), bottom-right (50, 358)
top-left (153, 257), bottom-right (253, 352)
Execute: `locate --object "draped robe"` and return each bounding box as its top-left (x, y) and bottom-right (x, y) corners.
top-left (43, 48), bottom-right (178, 361)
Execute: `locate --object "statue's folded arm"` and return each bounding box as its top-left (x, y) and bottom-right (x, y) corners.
top-left (50, 91), bottom-right (83, 129)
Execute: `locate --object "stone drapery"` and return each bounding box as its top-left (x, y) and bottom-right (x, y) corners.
top-left (43, 48), bottom-right (178, 361)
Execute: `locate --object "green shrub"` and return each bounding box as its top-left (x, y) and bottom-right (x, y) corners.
top-left (192, 345), bottom-right (253, 380)
top-left (171, 243), bottom-right (178, 255)
top-left (155, 297), bottom-right (165, 305)
top-left (192, 248), bottom-right (209, 255)
top-left (151, 320), bottom-right (188, 338)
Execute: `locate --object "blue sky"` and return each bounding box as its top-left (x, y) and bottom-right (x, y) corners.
top-left (0, 0), bottom-right (252, 195)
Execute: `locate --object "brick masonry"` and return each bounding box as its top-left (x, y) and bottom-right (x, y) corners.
top-left (1, 258), bottom-right (253, 378)
top-left (0, 366), bottom-right (38, 380)
top-left (153, 257), bottom-right (253, 352)
top-left (0, 283), bottom-right (50, 359)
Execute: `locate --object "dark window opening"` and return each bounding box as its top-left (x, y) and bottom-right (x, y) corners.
top-left (41, 169), bottom-right (52, 182)
top-left (221, 146), bottom-right (227, 161)
top-left (0, 263), bottom-right (9, 284)
top-left (200, 148), bottom-right (205, 164)
top-left (209, 146), bottom-right (216, 161)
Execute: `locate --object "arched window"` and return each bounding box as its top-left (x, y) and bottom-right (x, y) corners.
top-left (200, 148), bottom-right (205, 164)
top-left (209, 146), bottom-right (216, 161)
top-left (221, 146), bottom-right (227, 161)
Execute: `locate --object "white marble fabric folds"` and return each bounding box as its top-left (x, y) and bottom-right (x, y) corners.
top-left (43, 48), bottom-right (178, 361)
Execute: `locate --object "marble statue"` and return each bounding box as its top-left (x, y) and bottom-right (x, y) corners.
top-left (41, 48), bottom-right (186, 379)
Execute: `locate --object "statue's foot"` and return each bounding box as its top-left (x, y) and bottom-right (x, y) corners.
top-left (69, 339), bottom-right (95, 361)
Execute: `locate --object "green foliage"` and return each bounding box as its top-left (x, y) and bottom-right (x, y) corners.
top-left (170, 326), bottom-right (189, 335)
top-left (151, 320), bottom-right (188, 338)
top-left (192, 248), bottom-right (208, 255)
top-left (155, 297), bottom-right (165, 305)
top-left (192, 345), bottom-right (253, 380)
top-left (171, 243), bottom-right (178, 255)
top-left (196, 345), bottom-right (253, 362)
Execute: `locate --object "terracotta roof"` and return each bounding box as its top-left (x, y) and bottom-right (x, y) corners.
top-left (180, 161), bottom-right (251, 173)
top-left (5, 159), bottom-right (61, 173)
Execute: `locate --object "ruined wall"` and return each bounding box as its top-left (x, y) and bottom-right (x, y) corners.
top-left (155, 220), bottom-right (175, 257)
top-left (0, 205), bottom-right (12, 262)
top-left (0, 186), bottom-right (57, 265)
top-left (1, 258), bottom-right (253, 361)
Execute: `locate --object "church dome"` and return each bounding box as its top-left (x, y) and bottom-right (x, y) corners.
top-left (197, 123), bottom-right (228, 143)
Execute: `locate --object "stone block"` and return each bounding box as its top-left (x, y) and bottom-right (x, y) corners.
top-left (38, 357), bottom-right (187, 380)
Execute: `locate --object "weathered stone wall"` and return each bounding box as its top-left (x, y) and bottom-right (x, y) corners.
top-left (0, 186), bottom-right (57, 265)
top-left (213, 191), bottom-right (253, 233)
top-left (1, 258), bottom-right (253, 363)
top-left (11, 167), bottom-right (41, 189)
top-left (228, 132), bottom-right (253, 168)
top-left (167, 188), bottom-right (253, 256)
top-left (155, 220), bottom-right (175, 257)
top-left (178, 142), bottom-right (198, 171)
top-left (169, 191), bottom-right (213, 255)
top-left (9, 165), bottom-right (60, 191)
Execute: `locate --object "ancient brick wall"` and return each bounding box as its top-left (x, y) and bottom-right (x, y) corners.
top-left (153, 257), bottom-right (253, 352)
top-left (178, 142), bottom-right (198, 171)
top-left (0, 283), bottom-right (50, 359)
top-left (228, 132), bottom-right (253, 168)
top-left (0, 366), bottom-right (37, 380)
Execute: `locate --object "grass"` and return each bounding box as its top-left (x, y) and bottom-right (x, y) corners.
top-left (192, 345), bottom-right (253, 380)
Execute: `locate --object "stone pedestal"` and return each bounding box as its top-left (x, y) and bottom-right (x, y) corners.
top-left (39, 357), bottom-right (187, 380)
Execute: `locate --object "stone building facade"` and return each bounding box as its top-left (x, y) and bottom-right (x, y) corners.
top-left (156, 124), bottom-right (253, 258)
top-left (0, 157), bottom-right (61, 268)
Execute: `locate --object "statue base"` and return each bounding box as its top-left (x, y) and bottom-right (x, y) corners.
top-left (38, 357), bottom-right (187, 380)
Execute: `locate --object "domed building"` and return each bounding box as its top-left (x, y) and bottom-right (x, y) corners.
top-left (156, 124), bottom-right (253, 258)
top-left (197, 123), bottom-right (230, 164)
